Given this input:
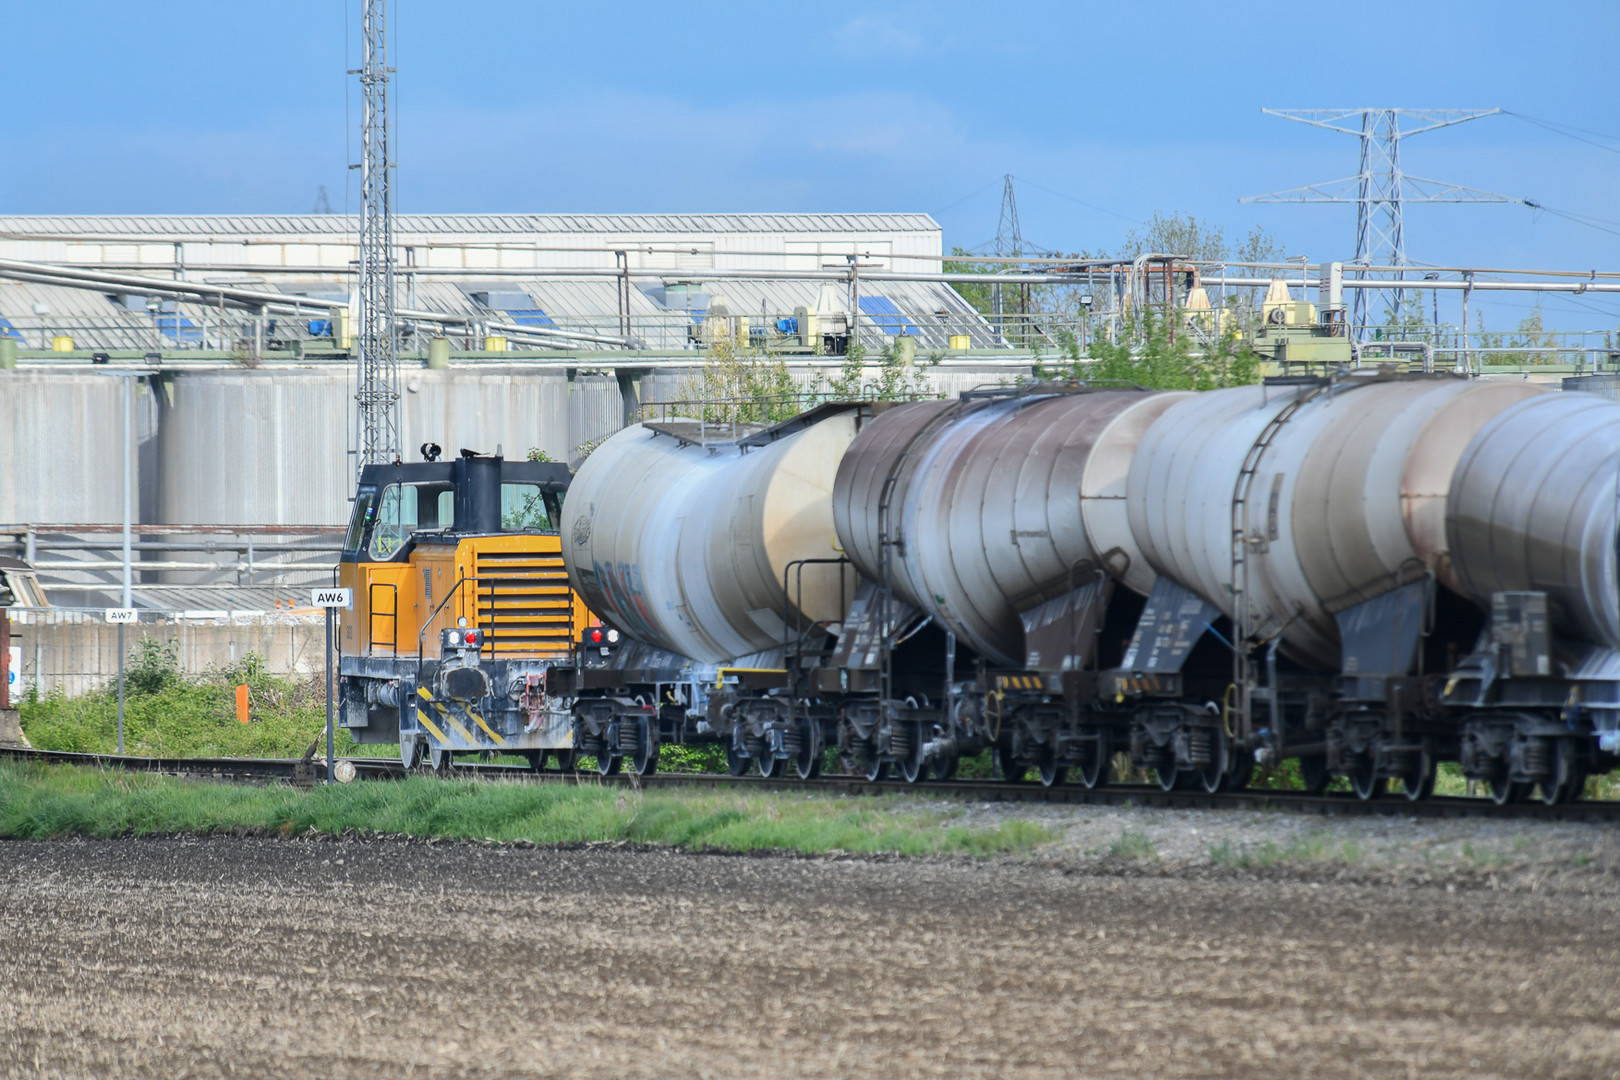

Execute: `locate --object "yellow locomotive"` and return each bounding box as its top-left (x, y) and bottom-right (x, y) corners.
top-left (336, 448), bottom-right (594, 769)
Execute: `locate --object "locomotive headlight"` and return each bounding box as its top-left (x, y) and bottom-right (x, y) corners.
top-left (606, 629), bottom-right (620, 643)
top-left (447, 630), bottom-right (462, 647)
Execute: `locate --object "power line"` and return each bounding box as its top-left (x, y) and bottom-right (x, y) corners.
top-left (932, 178), bottom-right (1002, 216)
top-left (1011, 175), bottom-right (1138, 224)
top-left (1504, 110), bottom-right (1620, 156)
top-left (1523, 200), bottom-right (1620, 240)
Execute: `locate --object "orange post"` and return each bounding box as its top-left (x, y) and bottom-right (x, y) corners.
top-left (236, 684), bottom-right (250, 724)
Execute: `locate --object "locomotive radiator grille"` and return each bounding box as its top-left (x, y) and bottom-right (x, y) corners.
top-left (475, 551), bottom-right (576, 657)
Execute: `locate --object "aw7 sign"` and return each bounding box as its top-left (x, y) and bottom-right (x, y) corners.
top-left (311, 588), bottom-right (353, 610)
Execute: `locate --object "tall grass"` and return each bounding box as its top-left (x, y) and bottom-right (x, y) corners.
top-left (19, 638), bottom-right (378, 758)
top-left (0, 763), bottom-right (1054, 857)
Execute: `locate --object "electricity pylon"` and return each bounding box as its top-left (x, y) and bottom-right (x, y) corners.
top-left (1243, 108), bottom-right (1508, 335)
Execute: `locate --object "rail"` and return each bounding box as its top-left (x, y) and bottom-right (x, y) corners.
top-left (4, 746), bottom-right (1618, 823)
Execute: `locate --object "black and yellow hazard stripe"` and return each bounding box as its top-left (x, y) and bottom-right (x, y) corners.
top-left (415, 686), bottom-right (507, 750)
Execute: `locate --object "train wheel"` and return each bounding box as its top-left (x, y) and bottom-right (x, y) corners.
top-left (1076, 729), bottom-right (1110, 790)
top-left (554, 748), bottom-right (579, 773)
top-left (596, 751), bottom-right (622, 777)
top-left (429, 744), bottom-right (452, 775)
top-left (400, 735), bottom-right (423, 770)
top-left (793, 719), bottom-right (824, 781)
top-left (1350, 757), bottom-right (1385, 801)
top-left (1154, 765), bottom-right (1179, 792)
top-left (1537, 740), bottom-right (1584, 806)
top-left (1299, 754), bottom-right (1330, 795)
top-left (863, 754), bottom-right (890, 782)
top-left (1488, 774), bottom-right (1527, 805)
top-left (932, 754), bottom-right (959, 781)
top-left (1401, 742), bottom-right (1437, 802)
top-left (1222, 750), bottom-right (1254, 792)
top-left (630, 740), bottom-right (659, 778)
top-left (1037, 757), bottom-right (1066, 788)
top-left (758, 754), bottom-right (784, 779)
top-left (726, 744), bottom-right (751, 777)
top-left (899, 751), bottom-right (926, 784)
top-left (1196, 728), bottom-right (1227, 795)
top-left (996, 744), bottom-right (1029, 784)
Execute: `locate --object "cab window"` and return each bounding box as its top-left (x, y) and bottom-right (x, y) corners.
top-left (368, 482), bottom-right (456, 560)
top-left (344, 487), bottom-right (377, 553)
top-left (502, 482), bottom-right (561, 531)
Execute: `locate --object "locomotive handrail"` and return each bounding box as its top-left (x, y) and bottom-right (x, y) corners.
top-left (416, 574), bottom-right (475, 677)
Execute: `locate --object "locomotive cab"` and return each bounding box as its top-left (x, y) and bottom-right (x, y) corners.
top-left (337, 450), bottom-right (595, 769)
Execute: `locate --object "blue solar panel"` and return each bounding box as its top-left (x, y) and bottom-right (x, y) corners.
top-left (156, 315), bottom-right (202, 342)
top-left (505, 308), bottom-right (556, 327)
top-left (857, 295), bottom-right (919, 337)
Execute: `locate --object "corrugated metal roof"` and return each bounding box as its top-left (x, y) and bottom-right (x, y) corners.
top-left (0, 272), bottom-right (996, 352)
top-left (0, 212), bottom-right (941, 240)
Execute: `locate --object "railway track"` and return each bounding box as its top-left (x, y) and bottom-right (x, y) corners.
top-left (4, 746), bottom-right (1618, 823)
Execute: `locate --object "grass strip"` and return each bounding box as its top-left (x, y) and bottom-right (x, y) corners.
top-left (0, 763), bottom-right (1053, 858)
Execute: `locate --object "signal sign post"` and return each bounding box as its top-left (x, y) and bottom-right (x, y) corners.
top-left (311, 589), bottom-right (352, 784)
top-left (105, 608), bottom-right (137, 754)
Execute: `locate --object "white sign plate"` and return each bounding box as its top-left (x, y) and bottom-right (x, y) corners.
top-left (7, 645), bottom-right (19, 695)
top-left (104, 608), bottom-right (138, 624)
top-left (311, 588), bottom-right (353, 610)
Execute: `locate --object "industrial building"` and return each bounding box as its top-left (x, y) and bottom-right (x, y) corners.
top-left (0, 211), bottom-right (1018, 621)
top-left (0, 212), bottom-right (997, 354)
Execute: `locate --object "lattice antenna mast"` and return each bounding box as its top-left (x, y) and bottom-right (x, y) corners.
top-left (353, 0), bottom-right (400, 477)
top-left (991, 174), bottom-right (1023, 331)
top-left (1243, 108), bottom-right (1507, 335)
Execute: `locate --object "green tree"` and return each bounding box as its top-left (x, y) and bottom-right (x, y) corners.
top-left (676, 333), bottom-right (801, 423)
top-left (1045, 309), bottom-right (1260, 390)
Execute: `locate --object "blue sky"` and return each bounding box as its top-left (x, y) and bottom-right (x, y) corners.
top-left (4, 1), bottom-right (1616, 331)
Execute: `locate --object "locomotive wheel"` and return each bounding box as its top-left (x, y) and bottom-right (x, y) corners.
top-left (400, 735), bottom-right (424, 770)
top-left (758, 754), bottom-right (785, 779)
top-left (554, 748), bottom-right (579, 773)
top-left (429, 744), bottom-right (452, 774)
top-left (1401, 743), bottom-right (1437, 802)
top-left (996, 744), bottom-right (1030, 784)
top-left (1298, 754), bottom-right (1330, 795)
top-left (1196, 727), bottom-right (1227, 795)
top-left (863, 754), bottom-right (890, 782)
top-left (1537, 740), bottom-right (1585, 806)
top-left (522, 750), bottom-right (545, 772)
top-left (1350, 756), bottom-right (1386, 801)
top-left (726, 744), bottom-right (751, 777)
top-left (1076, 729), bottom-right (1110, 790)
top-left (596, 751), bottom-right (622, 777)
top-left (931, 754), bottom-right (959, 781)
top-left (1153, 759), bottom-right (1179, 792)
top-left (1037, 757), bottom-right (1066, 788)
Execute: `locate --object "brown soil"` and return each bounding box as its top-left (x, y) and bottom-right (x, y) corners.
top-left (1, 836), bottom-right (1617, 1079)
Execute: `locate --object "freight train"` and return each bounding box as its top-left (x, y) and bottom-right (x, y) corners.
top-left (337, 370), bottom-right (1620, 805)
top-left (547, 372), bottom-right (1620, 805)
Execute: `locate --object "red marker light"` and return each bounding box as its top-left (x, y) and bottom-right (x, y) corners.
top-left (465, 630), bottom-right (480, 646)
top-left (590, 628), bottom-right (603, 643)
